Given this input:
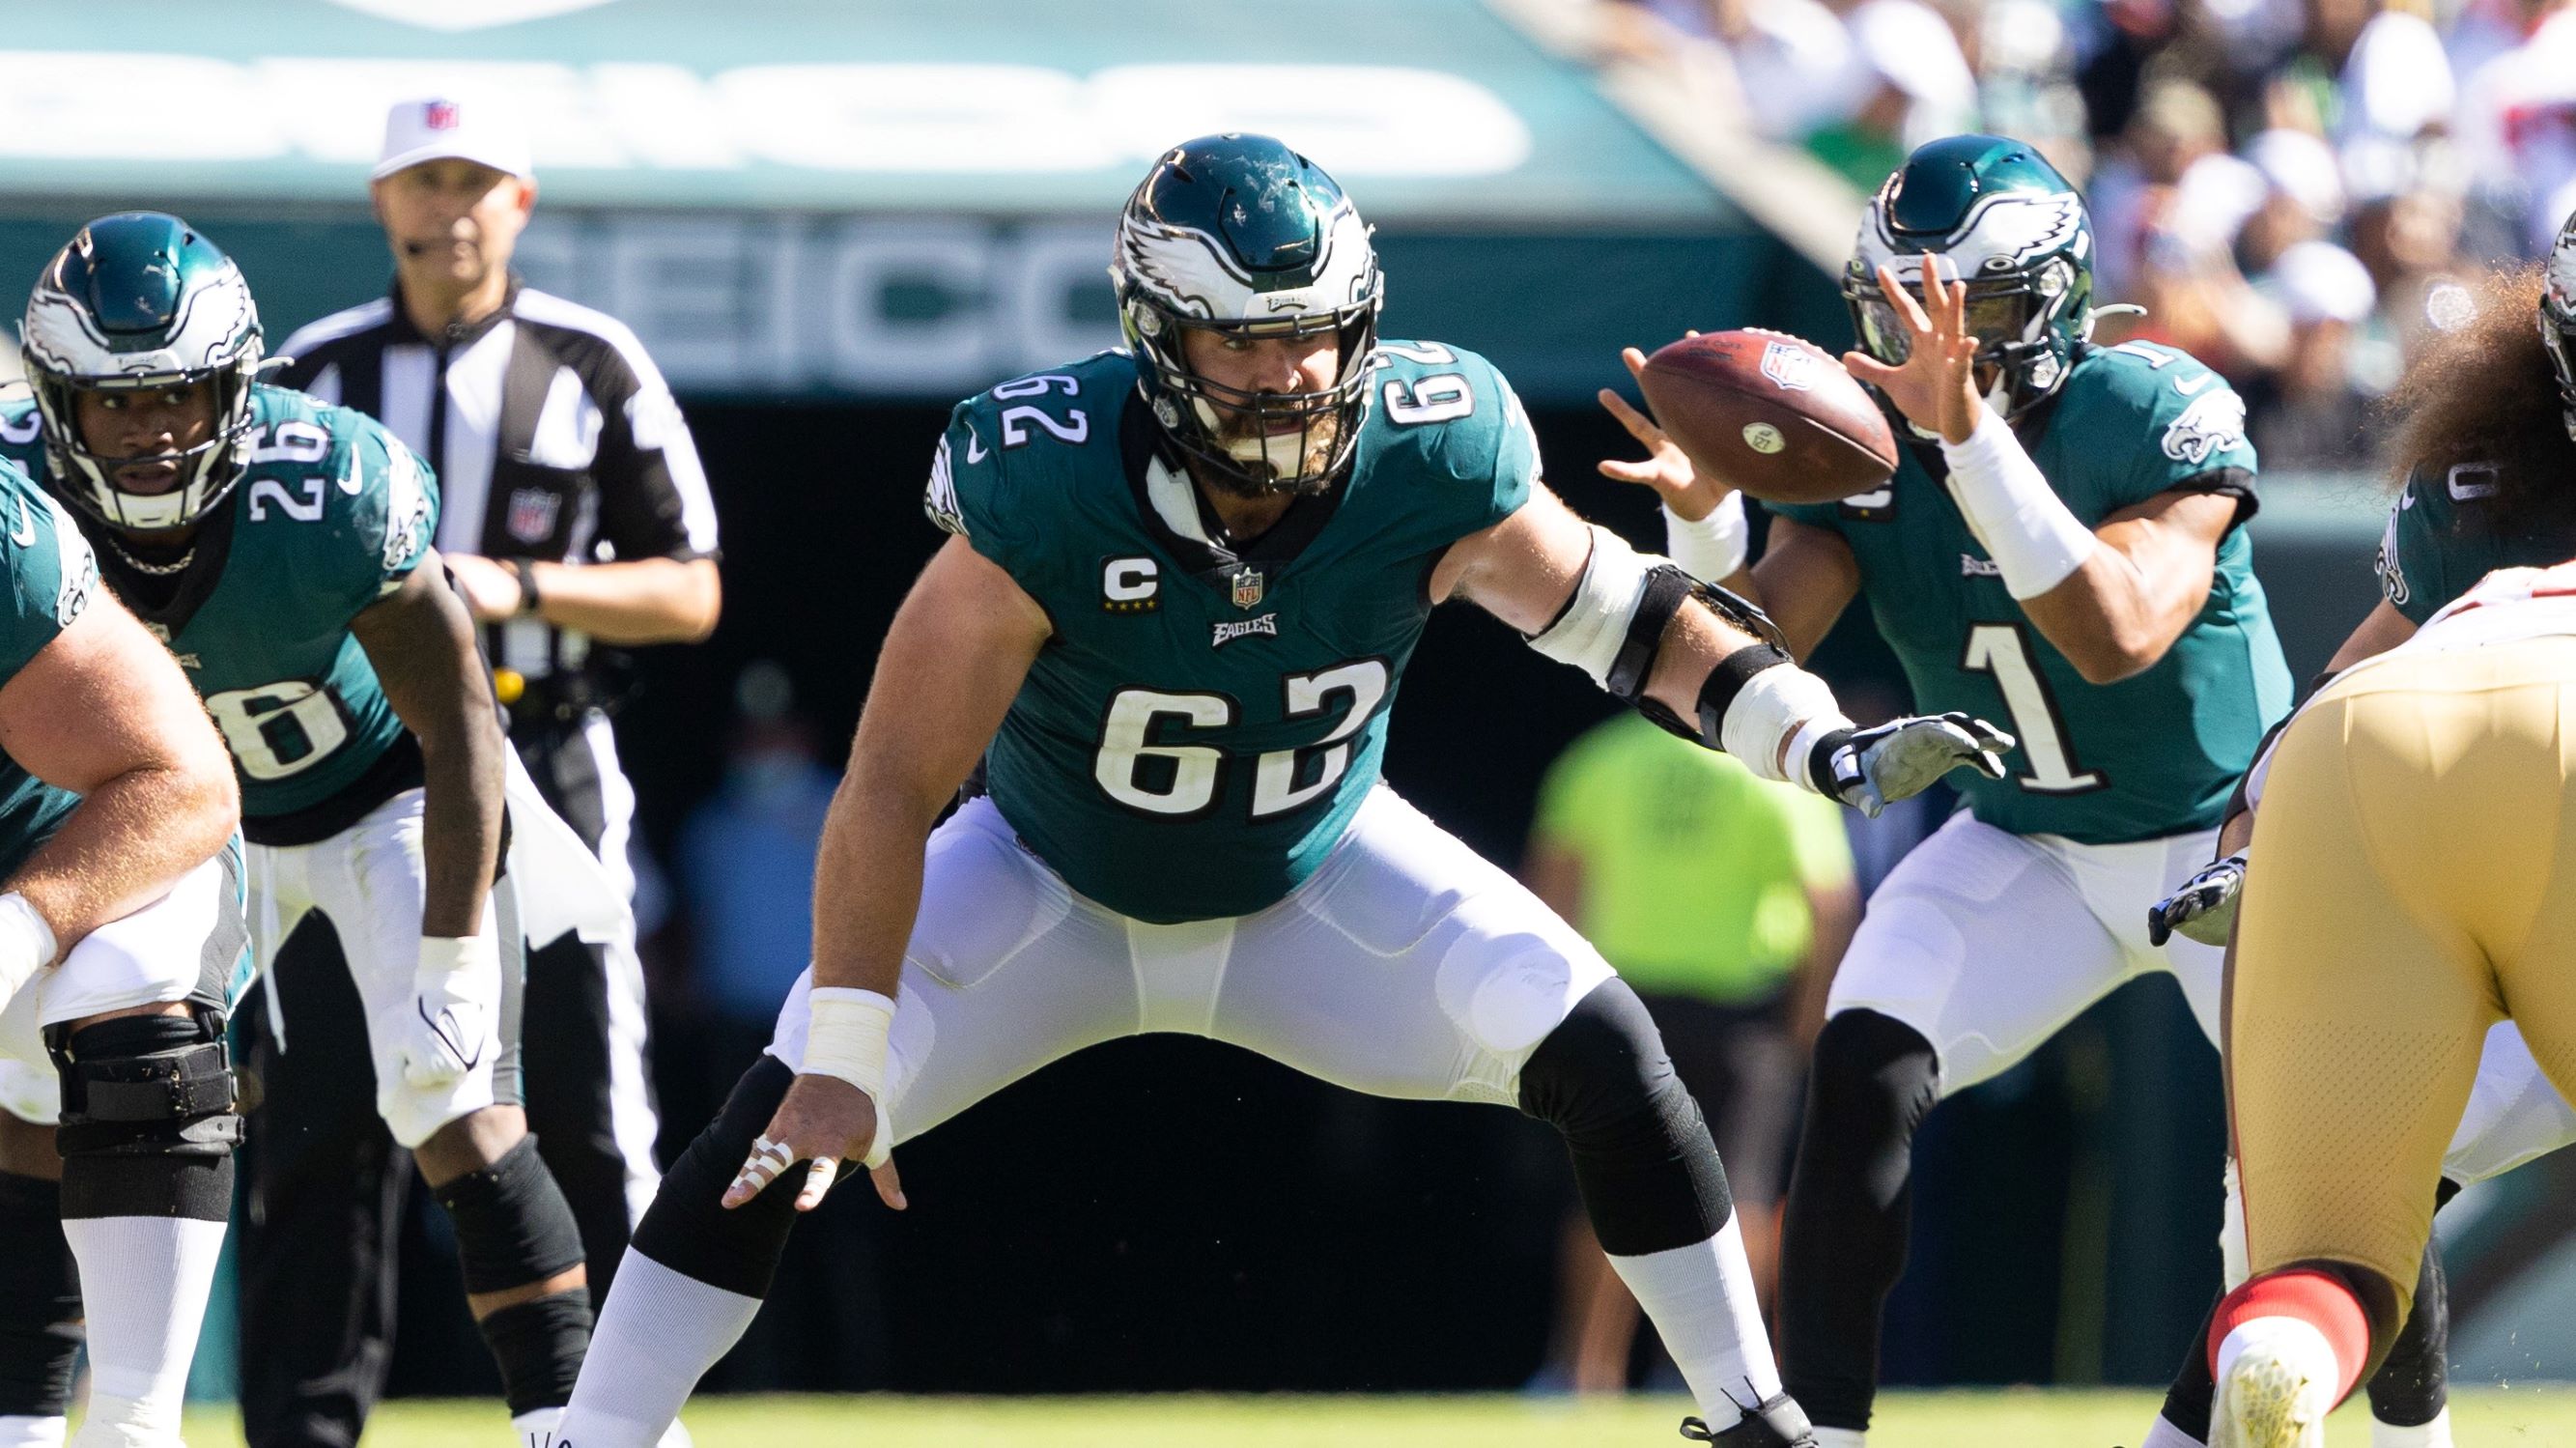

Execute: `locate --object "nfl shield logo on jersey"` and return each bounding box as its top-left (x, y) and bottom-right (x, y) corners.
top-left (506, 487), bottom-right (562, 544)
top-left (1231, 567), bottom-right (1264, 610)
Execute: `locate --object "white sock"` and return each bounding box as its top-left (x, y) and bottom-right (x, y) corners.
top-left (1812, 1429), bottom-right (1867, 1448)
top-left (1604, 1217), bottom-right (1780, 1433)
top-left (2372, 1407), bottom-right (2452, 1448)
top-left (60, 1216), bottom-right (226, 1448)
top-left (0, 1416), bottom-right (68, 1448)
top-left (2139, 1411), bottom-right (2207, 1448)
top-left (552, 1251), bottom-right (760, 1448)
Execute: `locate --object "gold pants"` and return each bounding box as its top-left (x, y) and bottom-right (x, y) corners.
top-left (2232, 637), bottom-right (2576, 1317)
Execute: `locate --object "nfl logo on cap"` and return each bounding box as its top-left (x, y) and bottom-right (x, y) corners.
top-left (424, 99), bottom-right (461, 130)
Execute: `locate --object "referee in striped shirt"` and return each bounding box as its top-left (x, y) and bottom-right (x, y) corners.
top-left (248, 96), bottom-right (718, 1448)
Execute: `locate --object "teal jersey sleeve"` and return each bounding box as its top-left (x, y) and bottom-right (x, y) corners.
top-left (2379, 465), bottom-right (2451, 624)
top-left (2053, 341), bottom-right (2258, 515)
top-left (322, 409), bottom-right (439, 615)
top-left (0, 468), bottom-right (98, 672)
top-left (1353, 341), bottom-right (1537, 553)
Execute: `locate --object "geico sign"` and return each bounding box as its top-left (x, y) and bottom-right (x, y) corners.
top-left (513, 213), bottom-right (1124, 395)
top-left (0, 56), bottom-right (1531, 179)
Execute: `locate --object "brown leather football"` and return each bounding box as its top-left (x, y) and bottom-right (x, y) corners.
top-left (1636, 329), bottom-right (1899, 505)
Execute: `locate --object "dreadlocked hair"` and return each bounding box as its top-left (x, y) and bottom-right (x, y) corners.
top-left (2380, 265), bottom-right (2576, 535)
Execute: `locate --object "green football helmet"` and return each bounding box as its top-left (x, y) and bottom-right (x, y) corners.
top-left (1844, 135), bottom-right (2097, 423)
top-left (1111, 133), bottom-right (1384, 496)
top-left (21, 212), bottom-right (265, 532)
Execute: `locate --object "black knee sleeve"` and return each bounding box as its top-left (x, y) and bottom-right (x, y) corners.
top-left (0, 1172), bottom-right (80, 1419)
top-left (632, 1053), bottom-right (803, 1299)
top-left (475, 1291), bottom-right (592, 1418)
top-left (1518, 978), bottom-right (1734, 1258)
top-left (1778, 1008), bottom-right (1939, 1433)
top-left (50, 1011), bottom-right (237, 1222)
top-left (431, 1135), bottom-right (589, 1294)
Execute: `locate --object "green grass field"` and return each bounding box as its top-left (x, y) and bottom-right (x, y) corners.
top-left (174, 1389), bottom-right (2576, 1446)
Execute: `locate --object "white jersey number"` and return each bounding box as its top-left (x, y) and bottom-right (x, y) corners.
top-left (1096, 659), bottom-right (1393, 818)
top-left (1962, 624), bottom-right (2104, 793)
top-left (205, 680), bottom-right (354, 781)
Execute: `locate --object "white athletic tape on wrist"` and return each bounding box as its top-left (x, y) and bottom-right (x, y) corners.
top-left (805, 986), bottom-right (897, 1168)
top-left (1719, 665), bottom-right (1850, 786)
top-left (1939, 408), bottom-right (2100, 600)
top-left (1526, 525), bottom-right (1655, 687)
top-left (1662, 495), bottom-right (1749, 583)
top-left (416, 931), bottom-right (498, 980)
top-left (0, 893), bottom-right (55, 1005)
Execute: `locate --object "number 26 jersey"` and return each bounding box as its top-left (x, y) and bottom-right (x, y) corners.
top-left (0, 384), bottom-right (436, 841)
top-left (926, 343), bottom-right (1534, 924)
top-left (1771, 341), bottom-right (2292, 844)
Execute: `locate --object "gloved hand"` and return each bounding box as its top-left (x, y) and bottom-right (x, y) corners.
top-left (2149, 851), bottom-right (2248, 948)
top-left (1818, 712), bottom-right (2015, 817)
top-left (395, 933), bottom-right (500, 1088)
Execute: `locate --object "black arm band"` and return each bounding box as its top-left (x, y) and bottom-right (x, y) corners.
top-left (1620, 565), bottom-right (1798, 741)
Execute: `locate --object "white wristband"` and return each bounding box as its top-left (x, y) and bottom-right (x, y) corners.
top-left (1718, 663), bottom-right (1852, 787)
top-left (805, 986), bottom-right (895, 1094)
top-left (416, 931), bottom-right (497, 981)
top-left (1662, 494), bottom-right (1749, 583)
top-left (0, 893), bottom-right (56, 1006)
top-left (806, 986), bottom-right (897, 1168)
top-left (1939, 408), bottom-right (2100, 600)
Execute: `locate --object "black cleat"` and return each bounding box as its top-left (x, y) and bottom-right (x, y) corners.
top-left (1680, 1392), bottom-right (1818, 1445)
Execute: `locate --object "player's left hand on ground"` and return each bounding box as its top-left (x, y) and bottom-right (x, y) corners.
top-left (1825, 712), bottom-right (2013, 817)
top-left (723, 1072), bottom-right (907, 1214)
top-left (394, 938), bottom-right (502, 1089)
top-left (1840, 254), bottom-right (1985, 445)
top-left (2148, 851), bottom-right (2247, 948)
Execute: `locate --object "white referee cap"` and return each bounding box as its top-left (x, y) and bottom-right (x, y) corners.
top-left (374, 95), bottom-right (533, 182)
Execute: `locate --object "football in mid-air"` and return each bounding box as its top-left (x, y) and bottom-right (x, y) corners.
top-left (1636, 330), bottom-right (1899, 504)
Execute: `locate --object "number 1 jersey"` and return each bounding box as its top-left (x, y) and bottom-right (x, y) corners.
top-left (0, 384), bottom-right (436, 839)
top-left (1771, 341), bottom-right (2291, 844)
top-left (926, 343), bottom-right (1534, 923)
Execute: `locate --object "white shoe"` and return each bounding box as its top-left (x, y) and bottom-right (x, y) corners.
top-left (2213, 1326), bottom-right (2335, 1448)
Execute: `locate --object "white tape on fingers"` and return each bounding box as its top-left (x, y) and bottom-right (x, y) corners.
top-left (733, 1134), bottom-right (794, 1196)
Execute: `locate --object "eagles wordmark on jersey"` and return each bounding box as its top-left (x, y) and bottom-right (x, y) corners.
top-left (928, 340), bottom-right (1535, 923)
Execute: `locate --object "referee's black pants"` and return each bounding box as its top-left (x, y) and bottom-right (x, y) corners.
top-left (237, 713), bottom-right (661, 1448)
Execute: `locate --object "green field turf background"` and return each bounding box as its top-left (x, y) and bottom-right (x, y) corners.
top-left (172, 1389), bottom-right (2576, 1446)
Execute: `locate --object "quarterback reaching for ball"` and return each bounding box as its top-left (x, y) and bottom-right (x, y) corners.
top-left (552, 132), bottom-right (2006, 1448)
top-left (1603, 134), bottom-right (2292, 1448)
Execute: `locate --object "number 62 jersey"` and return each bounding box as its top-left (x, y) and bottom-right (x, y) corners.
top-left (0, 384), bottom-right (435, 843)
top-left (927, 342), bottom-right (1533, 924)
top-left (1770, 341), bottom-right (2293, 844)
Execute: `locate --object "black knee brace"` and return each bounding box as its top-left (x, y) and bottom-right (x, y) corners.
top-left (632, 1053), bottom-right (804, 1299)
top-left (0, 1172), bottom-right (80, 1419)
top-left (1778, 1008), bottom-right (1940, 1433)
top-left (49, 1010), bottom-right (238, 1222)
top-left (431, 1135), bottom-right (589, 1294)
top-left (1517, 978), bottom-right (1734, 1258)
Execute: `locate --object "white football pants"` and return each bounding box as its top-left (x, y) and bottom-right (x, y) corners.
top-left (767, 787), bottom-right (1618, 1147)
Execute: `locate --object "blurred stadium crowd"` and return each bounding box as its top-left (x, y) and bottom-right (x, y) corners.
top-left (1590, 0), bottom-right (2566, 468)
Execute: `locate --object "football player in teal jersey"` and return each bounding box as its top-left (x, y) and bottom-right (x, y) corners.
top-left (552, 133), bottom-right (2008, 1448)
top-left (2131, 222), bottom-right (2576, 1448)
top-left (7, 213), bottom-right (618, 1446)
top-left (1600, 135), bottom-right (2295, 1448)
top-left (0, 447), bottom-right (245, 1448)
